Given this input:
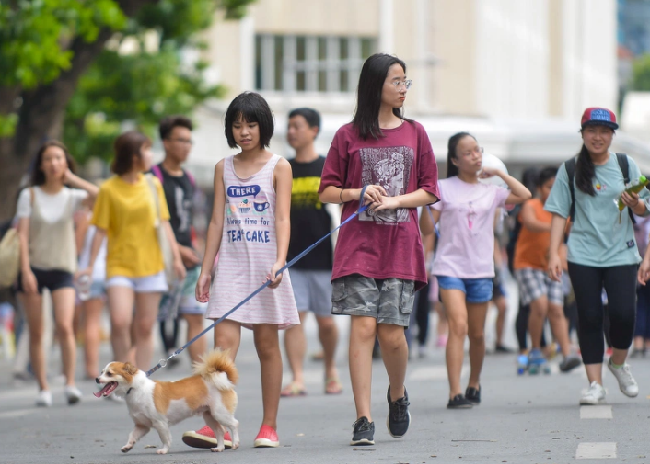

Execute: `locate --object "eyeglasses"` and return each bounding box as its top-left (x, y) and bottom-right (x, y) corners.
top-left (168, 138), bottom-right (193, 145)
top-left (462, 146), bottom-right (483, 156)
top-left (389, 80), bottom-right (413, 90)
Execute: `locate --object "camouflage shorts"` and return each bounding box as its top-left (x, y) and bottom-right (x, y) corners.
top-left (331, 275), bottom-right (415, 326)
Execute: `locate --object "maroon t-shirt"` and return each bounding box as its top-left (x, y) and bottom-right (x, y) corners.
top-left (319, 120), bottom-right (440, 289)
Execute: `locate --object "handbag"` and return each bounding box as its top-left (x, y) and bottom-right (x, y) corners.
top-left (145, 174), bottom-right (175, 286)
top-left (0, 227), bottom-right (19, 289)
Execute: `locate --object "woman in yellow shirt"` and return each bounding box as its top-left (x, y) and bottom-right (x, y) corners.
top-left (82, 131), bottom-right (185, 369)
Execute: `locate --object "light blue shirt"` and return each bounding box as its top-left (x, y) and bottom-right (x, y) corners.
top-left (544, 153), bottom-right (650, 267)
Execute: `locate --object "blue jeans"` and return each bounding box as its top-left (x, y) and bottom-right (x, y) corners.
top-left (435, 276), bottom-right (493, 303)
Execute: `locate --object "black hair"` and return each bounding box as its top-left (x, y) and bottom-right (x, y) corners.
top-left (353, 53), bottom-right (407, 141)
top-left (224, 92), bottom-right (274, 149)
top-left (288, 108), bottom-right (320, 132)
top-left (159, 115), bottom-right (193, 140)
top-left (538, 166), bottom-right (558, 187)
top-left (575, 144), bottom-right (596, 196)
top-left (446, 131), bottom-right (475, 178)
top-left (30, 141), bottom-right (77, 186)
top-left (521, 166), bottom-right (540, 192)
top-left (111, 131), bottom-right (151, 175)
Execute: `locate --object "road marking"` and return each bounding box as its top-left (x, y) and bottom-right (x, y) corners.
top-left (0, 409), bottom-right (35, 419)
top-left (575, 442), bottom-right (617, 459)
top-left (409, 366), bottom-right (468, 381)
top-left (410, 366), bottom-right (447, 381)
top-left (580, 405), bottom-right (612, 419)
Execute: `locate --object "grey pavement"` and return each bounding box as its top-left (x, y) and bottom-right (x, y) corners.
top-left (1, 279), bottom-right (650, 464)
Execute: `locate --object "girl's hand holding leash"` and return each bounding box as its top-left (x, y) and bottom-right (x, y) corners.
top-left (266, 261), bottom-right (284, 289)
top-left (360, 185), bottom-right (386, 210)
top-left (195, 273), bottom-right (211, 302)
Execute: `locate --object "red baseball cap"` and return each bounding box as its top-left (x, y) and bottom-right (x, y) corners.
top-left (581, 108), bottom-right (619, 130)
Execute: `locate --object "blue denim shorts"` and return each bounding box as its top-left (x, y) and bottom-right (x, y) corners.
top-left (435, 276), bottom-right (493, 303)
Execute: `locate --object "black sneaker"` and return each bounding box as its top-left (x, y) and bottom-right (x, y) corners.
top-left (465, 385), bottom-right (481, 404)
top-left (351, 416), bottom-right (375, 446)
top-left (386, 387), bottom-right (411, 438)
top-left (559, 356), bottom-right (582, 372)
top-left (447, 394), bottom-right (473, 409)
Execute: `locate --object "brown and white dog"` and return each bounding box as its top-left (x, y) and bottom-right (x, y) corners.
top-left (95, 349), bottom-right (239, 454)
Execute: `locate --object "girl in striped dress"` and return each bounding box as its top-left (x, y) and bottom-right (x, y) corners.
top-left (188, 92), bottom-right (298, 450)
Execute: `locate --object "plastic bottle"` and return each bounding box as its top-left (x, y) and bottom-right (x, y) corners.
top-left (77, 275), bottom-right (91, 302)
top-left (616, 176), bottom-right (649, 211)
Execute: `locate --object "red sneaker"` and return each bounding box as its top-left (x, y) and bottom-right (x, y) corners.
top-left (253, 425), bottom-right (280, 448)
top-left (182, 425), bottom-right (233, 449)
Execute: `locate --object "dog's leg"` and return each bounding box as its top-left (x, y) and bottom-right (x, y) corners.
top-left (153, 422), bottom-right (172, 455)
top-left (203, 411), bottom-right (226, 452)
top-left (122, 424), bottom-right (150, 453)
top-left (213, 413), bottom-right (239, 450)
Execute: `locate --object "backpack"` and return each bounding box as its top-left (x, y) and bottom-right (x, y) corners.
top-left (564, 153), bottom-right (636, 223)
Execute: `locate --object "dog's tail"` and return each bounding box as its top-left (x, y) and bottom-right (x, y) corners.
top-left (193, 349), bottom-right (239, 390)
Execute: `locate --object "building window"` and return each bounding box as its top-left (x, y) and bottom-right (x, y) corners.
top-left (255, 34), bottom-right (376, 93)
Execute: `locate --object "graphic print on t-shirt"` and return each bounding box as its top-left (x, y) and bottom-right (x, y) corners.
top-left (291, 176), bottom-right (323, 210)
top-left (359, 146), bottom-right (413, 223)
top-left (225, 184), bottom-right (272, 244)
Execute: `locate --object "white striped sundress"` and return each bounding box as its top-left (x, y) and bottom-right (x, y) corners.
top-left (206, 154), bottom-right (299, 329)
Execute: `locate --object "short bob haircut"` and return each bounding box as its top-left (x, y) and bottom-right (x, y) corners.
top-left (30, 141), bottom-right (77, 187)
top-left (159, 115), bottom-right (193, 140)
top-left (353, 53), bottom-right (408, 141)
top-left (111, 131), bottom-right (151, 175)
top-left (224, 92), bottom-right (274, 149)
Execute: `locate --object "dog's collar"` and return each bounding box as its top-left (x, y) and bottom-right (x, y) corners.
top-left (126, 387), bottom-right (133, 395)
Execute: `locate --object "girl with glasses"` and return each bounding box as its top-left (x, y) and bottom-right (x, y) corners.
top-left (422, 132), bottom-right (530, 409)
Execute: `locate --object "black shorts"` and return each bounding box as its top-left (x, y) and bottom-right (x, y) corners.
top-left (17, 267), bottom-right (75, 293)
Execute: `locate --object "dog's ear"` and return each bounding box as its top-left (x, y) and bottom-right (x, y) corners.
top-left (123, 362), bottom-right (138, 375)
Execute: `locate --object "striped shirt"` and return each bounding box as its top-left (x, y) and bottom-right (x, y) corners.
top-left (206, 154), bottom-right (298, 329)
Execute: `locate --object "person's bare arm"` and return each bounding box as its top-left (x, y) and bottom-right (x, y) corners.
top-left (519, 201), bottom-right (550, 233)
top-left (268, 159), bottom-right (293, 288)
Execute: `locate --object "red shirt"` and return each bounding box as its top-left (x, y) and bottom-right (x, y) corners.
top-left (319, 121), bottom-right (440, 289)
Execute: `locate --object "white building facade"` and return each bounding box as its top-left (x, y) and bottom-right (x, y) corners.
top-left (181, 0), bottom-right (650, 186)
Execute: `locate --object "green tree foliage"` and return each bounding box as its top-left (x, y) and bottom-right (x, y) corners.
top-left (632, 54), bottom-right (650, 92)
top-left (64, 0), bottom-right (250, 162)
top-left (0, 0), bottom-right (255, 220)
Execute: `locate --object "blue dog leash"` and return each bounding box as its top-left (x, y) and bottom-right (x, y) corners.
top-left (145, 186), bottom-right (370, 377)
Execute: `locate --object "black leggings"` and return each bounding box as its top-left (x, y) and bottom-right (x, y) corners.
top-left (515, 302), bottom-right (547, 350)
top-left (567, 262), bottom-right (637, 364)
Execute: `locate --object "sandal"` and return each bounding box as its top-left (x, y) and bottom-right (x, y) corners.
top-left (280, 382), bottom-right (307, 397)
top-left (325, 377), bottom-right (343, 394)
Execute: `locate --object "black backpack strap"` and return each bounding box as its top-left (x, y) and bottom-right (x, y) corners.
top-left (616, 153), bottom-right (630, 184)
top-left (564, 157), bottom-right (576, 223)
top-left (615, 153), bottom-right (636, 223)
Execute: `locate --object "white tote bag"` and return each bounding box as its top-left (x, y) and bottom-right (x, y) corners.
top-left (145, 175), bottom-right (175, 286)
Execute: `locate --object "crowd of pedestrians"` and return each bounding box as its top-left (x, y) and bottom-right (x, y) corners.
top-left (1, 52), bottom-right (648, 450)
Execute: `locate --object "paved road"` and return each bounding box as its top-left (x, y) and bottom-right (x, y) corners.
top-left (1, 281), bottom-right (649, 464)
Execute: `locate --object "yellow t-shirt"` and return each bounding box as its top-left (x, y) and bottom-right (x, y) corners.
top-left (92, 174), bottom-right (170, 278)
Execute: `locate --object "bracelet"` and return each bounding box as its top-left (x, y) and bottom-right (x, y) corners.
top-left (340, 188), bottom-right (345, 204)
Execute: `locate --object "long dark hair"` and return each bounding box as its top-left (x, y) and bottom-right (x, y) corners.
top-left (446, 132), bottom-right (475, 178)
top-left (353, 53), bottom-right (407, 141)
top-left (30, 141), bottom-right (76, 186)
top-left (575, 143), bottom-right (596, 196)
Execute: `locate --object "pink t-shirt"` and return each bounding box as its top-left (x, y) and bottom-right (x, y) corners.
top-left (319, 120), bottom-right (440, 289)
top-left (431, 177), bottom-right (509, 279)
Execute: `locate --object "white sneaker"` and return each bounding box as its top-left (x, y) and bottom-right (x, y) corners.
top-left (36, 390), bottom-right (52, 407)
top-left (608, 359), bottom-right (639, 397)
top-left (580, 381), bottom-right (606, 405)
top-left (64, 385), bottom-right (82, 404)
